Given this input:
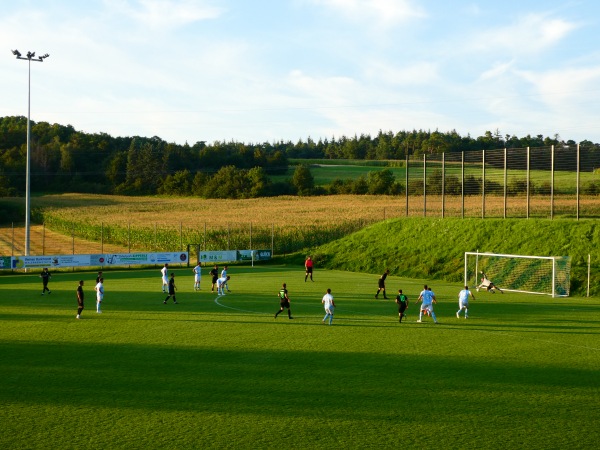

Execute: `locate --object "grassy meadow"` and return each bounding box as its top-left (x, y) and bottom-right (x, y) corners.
top-left (1, 265), bottom-right (599, 449)
top-left (2, 191), bottom-right (600, 258)
top-left (280, 160), bottom-right (600, 194)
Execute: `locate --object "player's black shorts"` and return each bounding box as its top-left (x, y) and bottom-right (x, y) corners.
top-left (306, 267), bottom-right (313, 274)
top-left (398, 303), bottom-right (407, 313)
top-left (378, 279), bottom-right (385, 289)
top-left (280, 300), bottom-right (290, 309)
top-left (212, 276), bottom-right (218, 283)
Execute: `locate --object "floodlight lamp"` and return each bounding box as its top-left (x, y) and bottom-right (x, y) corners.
top-left (12, 49), bottom-right (21, 57)
top-left (27, 51), bottom-right (35, 59)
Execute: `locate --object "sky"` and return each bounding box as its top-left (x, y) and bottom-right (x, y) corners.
top-left (2, 0), bottom-right (600, 146)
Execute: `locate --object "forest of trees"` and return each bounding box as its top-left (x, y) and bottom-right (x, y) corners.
top-left (1, 115), bottom-right (599, 198)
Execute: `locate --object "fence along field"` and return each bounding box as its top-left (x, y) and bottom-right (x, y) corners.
top-left (1, 192), bottom-right (600, 260)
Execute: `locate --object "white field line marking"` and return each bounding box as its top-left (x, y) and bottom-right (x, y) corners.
top-left (213, 295), bottom-right (261, 314)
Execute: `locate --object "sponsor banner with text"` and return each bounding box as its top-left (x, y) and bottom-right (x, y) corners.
top-left (3, 252), bottom-right (188, 270)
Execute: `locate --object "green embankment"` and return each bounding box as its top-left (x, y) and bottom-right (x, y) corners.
top-left (313, 218), bottom-right (600, 296)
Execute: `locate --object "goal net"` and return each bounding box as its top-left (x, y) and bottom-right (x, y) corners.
top-left (464, 252), bottom-right (571, 297)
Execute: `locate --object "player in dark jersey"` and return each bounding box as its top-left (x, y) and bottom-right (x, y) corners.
top-left (40, 268), bottom-right (52, 295)
top-left (395, 289), bottom-right (409, 323)
top-left (274, 283), bottom-right (293, 319)
top-left (210, 265), bottom-right (219, 292)
top-left (163, 273), bottom-right (178, 304)
top-left (76, 280), bottom-right (84, 319)
top-left (375, 269), bottom-right (390, 299)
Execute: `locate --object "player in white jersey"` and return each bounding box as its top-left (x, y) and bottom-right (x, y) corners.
top-left (220, 266), bottom-right (231, 292)
top-left (321, 288), bottom-right (336, 325)
top-left (216, 276), bottom-right (230, 295)
top-left (161, 264), bottom-right (169, 293)
top-left (417, 284), bottom-right (438, 324)
top-left (457, 286), bottom-right (475, 319)
top-left (193, 263), bottom-right (202, 291)
top-left (95, 277), bottom-right (104, 313)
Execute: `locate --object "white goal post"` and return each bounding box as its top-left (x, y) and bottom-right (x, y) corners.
top-left (464, 252), bottom-right (571, 297)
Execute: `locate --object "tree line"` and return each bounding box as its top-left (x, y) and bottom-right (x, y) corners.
top-left (1, 115), bottom-right (599, 198)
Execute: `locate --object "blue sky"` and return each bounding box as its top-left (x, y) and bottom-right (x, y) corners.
top-left (3, 0), bottom-right (600, 145)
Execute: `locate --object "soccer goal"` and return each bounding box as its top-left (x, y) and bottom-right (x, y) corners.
top-left (464, 252), bottom-right (571, 297)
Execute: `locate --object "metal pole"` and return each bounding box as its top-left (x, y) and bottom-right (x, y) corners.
top-left (503, 147), bottom-right (507, 219)
top-left (128, 222), bottom-right (131, 253)
top-left (203, 222), bottom-right (207, 251)
top-left (576, 144), bottom-right (580, 221)
top-left (551, 145), bottom-right (555, 219)
top-left (25, 58), bottom-right (31, 256)
top-left (526, 147), bottom-right (530, 219)
top-left (405, 153), bottom-right (409, 216)
top-left (481, 150), bottom-right (486, 219)
top-left (42, 222), bottom-right (45, 255)
top-left (423, 154), bottom-right (427, 217)
top-left (12, 50), bottom-right (49, 256)
top-left (101, 222), bottom-right (104, 254)
top-left (461, 151), bottom-right (465, 218)
top-left (441, 152), bottom-right (445, 218)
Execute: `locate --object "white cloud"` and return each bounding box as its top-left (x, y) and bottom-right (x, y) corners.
top-left (309, 0), bottom-right (426, 27)
top-left (517, 66), bottom-right (600, 107)
top-left (104, 0), bottom-right (224, 29)
top-left (469, 13), bottom-right (579, 54)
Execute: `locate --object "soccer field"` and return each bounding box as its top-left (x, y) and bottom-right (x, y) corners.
top-left (1, 265), bottom-right (599, 449)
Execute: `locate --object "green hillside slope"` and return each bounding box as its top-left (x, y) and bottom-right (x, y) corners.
top-left (315, 218), bottom-right (600, 296)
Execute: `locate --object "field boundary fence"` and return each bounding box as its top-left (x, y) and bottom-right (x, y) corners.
top-left (0, 219), bottom-right (376, 259)
top-left (403, 144), bottom-right (600, 219)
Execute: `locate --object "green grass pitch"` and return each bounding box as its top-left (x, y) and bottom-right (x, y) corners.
top-left (1, 265), bottom-right (599, 449)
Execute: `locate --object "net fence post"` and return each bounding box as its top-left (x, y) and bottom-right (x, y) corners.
top-left (526, 147), bottom-right (530, 219)
top-left (405, 153), bottom-right (409, 217)
top-left (551, 145), bottom-right (555, 220)
top-left (503, 147), bottom-right (507, 219)
top-left (442, 152), bottom-right (445, 218)
top-left (423, 154), bottom-right (426, 217)
top-left (576, 144), bottom-right (580, 221)
top-left (461, 151), bottom-right (464, 218)
top-left (482, 149), bottom-right (486, 219)
top-left (587, 254), bottom-right (591, 298)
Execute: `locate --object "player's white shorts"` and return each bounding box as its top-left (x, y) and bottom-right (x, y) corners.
top-left (459, 300), bottom-right (469, 309)
top-left (194, 275), bottom-right (201, 282)
top-left (420, 304), bottom-right (433, 313)
top-left (162, 277), bottom-right (168, 285)
top-left (325, 307), bottom-right (334, 315)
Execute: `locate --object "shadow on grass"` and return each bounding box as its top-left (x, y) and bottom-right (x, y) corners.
top-left (2, 339), bottom-right (599, 422)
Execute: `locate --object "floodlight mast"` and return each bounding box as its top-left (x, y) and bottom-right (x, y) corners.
top-left (12, 49), bottom-right (50, 257)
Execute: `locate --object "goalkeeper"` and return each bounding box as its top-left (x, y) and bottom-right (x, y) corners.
top-left (476, 272), bottom-right (503, 293)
